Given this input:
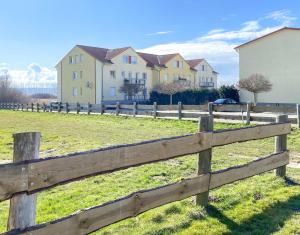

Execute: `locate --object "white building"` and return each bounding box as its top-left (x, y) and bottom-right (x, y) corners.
top-left (235, 27), bottom-right (300, 104)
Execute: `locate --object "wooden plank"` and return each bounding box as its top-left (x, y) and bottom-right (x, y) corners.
top-left (212, 123), bottom-right (291, 147)
top-left (0, 164), bottom-right (28, 202)
top-left (5, 174), bottom-right (210, 235)
top-left (210, 151), bottom-right (289, 189)
top-left (8, 132), bottom-right (40, 231)
top-left (27, 132), bottom-right (212, 192)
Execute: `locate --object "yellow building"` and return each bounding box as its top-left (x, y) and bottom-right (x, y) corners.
top-left (56, 45), bottom-right (215, 104)
top-left (236, 27), bottom-right (300, 104)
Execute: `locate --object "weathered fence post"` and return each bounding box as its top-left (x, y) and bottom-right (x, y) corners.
top-left (58, 102), bottom-right (62, 113)
top-left (246, 102), bottom-right (251, 125)
top-left (87, 102), bottom-right (91, 115)
top-left (116, 102), bottom-right (120, 116)
top-left (76, 102), bottom-right (80, 114)
top-left (208, 102), bottom-right (213, 116)
top-left (65, 102), bottom-right (69, 114)
top-left (133, 102), bottom-right (137, 117)
top-left (100, 102), bottom-right (104, 115)
top-left (153, 102), bottom-right (157, 119)
top-left (275, 114), bottom-right (288, 177)
top-left (178, 102), bottom-right (182, 120)
top-left (196, 114), bottom-right (213, 207)
top-left (26, 103), bottom-right (29, 112)
top-left (36, 103), bottom-right (40, 112)
top-left (31, 103), bottom-right (34, 112)
top-left (50, 103), bottom-right (53, 112)
top-left (8, 132), bottom-right (40, 231)
top-left (297, 104), bottom-right (300, 129)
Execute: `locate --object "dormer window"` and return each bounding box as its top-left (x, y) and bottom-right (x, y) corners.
top-left (123, 55), bottom-right (137, 64)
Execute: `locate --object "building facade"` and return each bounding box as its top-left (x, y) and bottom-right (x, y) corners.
top-left (56, 45), bottom-right (218, 104)
top-left (186, 59), bottom-right (218, 89)
top-left (236, 27), bottom-right (300, 104)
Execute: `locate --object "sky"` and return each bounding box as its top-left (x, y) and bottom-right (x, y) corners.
top-left (0, 0), bottom-right (299, 87)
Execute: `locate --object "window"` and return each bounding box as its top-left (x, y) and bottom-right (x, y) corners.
top-left (164, 74), bottom-right (168, 81)
top-left (80, 71), bottom-right (83, 79)
top-left (72, 71), bottom-right (78, 80)
top-left (123, 55), bottom-right (137, 64)
top-left (121, 71), bottom-right (125, 78)
top-left (173, 61), bottom-right (177, 68)
top-left (128, 72), bottom-right (132, 79)
top-left (142, 73), bottom-right (147, 79)
top-left (109, 87), bottom-right (116, 97)
top-left (110, 71), bottom-right (116, 79)
top-left (179, 61), bottom-right (183, 68)
top-left (75, 55), bottom-right (79, 64)
top-left (202, 65), bottom-right (205, 71)
top-left (173, 60), bottom-right (183, 68)
top-left (72, 88), bottom-right (78, 96)
top-left (69, 56), bottom-right (73, 64)
top-left (136, 72), bottom-right (139, 79)
top-left (80, 54), bottom-right (84, 62)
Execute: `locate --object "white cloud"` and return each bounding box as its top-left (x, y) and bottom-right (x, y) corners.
top-left (0, 63), bottom-right (57, 87)
top-left (139, 10), bottom-right (297, 86)
top-left (146, 30), bottom-right (173, 36)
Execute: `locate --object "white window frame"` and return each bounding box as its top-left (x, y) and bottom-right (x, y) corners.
top-left (109, 87), bottom-right (116, 97)
top-left (72, 87), bottom-right (78, 96)
top-left (69, 56), bottom-right (73, 64)
top-left (142, 72), bottom-right (147, 80)
top-left (72, 71), bottom-right (78, 80)
top-left (121, 71), bottom-right (125, 79)
top-left (110, 70), bottom-right (116, 79)
top-left (80, 54), bottom-right (84, 62)
top-left (131, 56), bottom-right (137, 64)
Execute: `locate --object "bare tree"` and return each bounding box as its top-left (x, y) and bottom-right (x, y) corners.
top-left (153, 81), bottom-right (190, 105)
top-left (119, 83), bottom-right (145, 100)
top-left (0, 73), bottom-right (28, 103)
top-left (236, 74), bottom-right (272, 104)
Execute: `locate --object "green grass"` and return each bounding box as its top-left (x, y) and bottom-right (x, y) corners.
top-left (0, 110), bottom-right (299, 234)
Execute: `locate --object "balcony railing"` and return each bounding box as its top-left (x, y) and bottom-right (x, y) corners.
top-left (124, 78), bottom-right (146, 85)
top-left (200, 82), bottom-right (214, 88)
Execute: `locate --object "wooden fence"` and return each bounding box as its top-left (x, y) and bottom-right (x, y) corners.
top-left (1, 102), bottom-right (300, 126)
top-left (0, 114), bottom-right (291, 235)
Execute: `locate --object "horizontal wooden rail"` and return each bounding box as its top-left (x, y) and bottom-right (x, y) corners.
top-left (0, 122), bottom-right (290, 202)
top-left (3, 151), bottom-right (288, 235)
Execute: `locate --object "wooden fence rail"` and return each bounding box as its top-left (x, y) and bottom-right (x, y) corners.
top-left (1, 102), bottom-right (300, 126)
top-left (0, 114), bottom-right (291, 235)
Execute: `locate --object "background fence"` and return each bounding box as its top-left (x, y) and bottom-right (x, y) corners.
top-left (0, 114), bottom-right (291, 235)
top-left (1, 102), bottom-right (300, 127)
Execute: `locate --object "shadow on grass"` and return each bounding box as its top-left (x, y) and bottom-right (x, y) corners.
top-left (207, 194), bottom-right (300, 235)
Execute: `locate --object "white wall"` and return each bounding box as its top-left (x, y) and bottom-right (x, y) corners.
top-left (238, 29), bottom-right (300, 104)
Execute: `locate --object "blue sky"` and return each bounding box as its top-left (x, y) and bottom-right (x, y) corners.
top-left (0, 0), bottom-right (299, 86)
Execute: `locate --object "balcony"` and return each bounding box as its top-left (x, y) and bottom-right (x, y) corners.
top-left (200, 82), bottom-right (214, 88)
top-left (124, 78), bottom-right (146, 85)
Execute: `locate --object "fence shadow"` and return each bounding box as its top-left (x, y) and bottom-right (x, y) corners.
top-left (207, 194), bottom-right (300, 235)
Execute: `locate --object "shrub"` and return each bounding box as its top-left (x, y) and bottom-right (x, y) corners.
top-left (150, 88), bottom-right (219, 105)
top-left (219, 85), bottom-right (240, 102)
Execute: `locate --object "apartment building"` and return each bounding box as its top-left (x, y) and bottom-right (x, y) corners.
top-left (56, 45), bottom-right (218, 104)
top-left (186, 59), bottom-right (218, 89)
top-left (236, 27), bottom-right (300, 104)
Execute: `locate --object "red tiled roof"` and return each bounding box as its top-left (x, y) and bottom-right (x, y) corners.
top-left (186, 59), bottom-right (204, 68)
top-left (235, 27), bottom-right (300, 50)
top-left (77, 45), bottom-right (131, 63)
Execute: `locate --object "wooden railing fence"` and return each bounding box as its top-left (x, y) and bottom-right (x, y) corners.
top-left (1, 102), bottom-right (300, 126)
top-left (0, 114), bottom-right (291, 235)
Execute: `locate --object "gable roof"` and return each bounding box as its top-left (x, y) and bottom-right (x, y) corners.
top-left (186, 59), bottom-right (204, 68)
top-left (137, 52), bottom-right (179, 68)
top-left (76, 45), bottom-right (131, 63)
top-left (235, 27), bottom-right (300, 50)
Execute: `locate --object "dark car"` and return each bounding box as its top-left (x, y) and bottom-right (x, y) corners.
top-left (213, 98), bottom-right (238, 105)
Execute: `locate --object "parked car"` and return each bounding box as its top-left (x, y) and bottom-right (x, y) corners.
top-left (213, 98), bottom-right (238, 105)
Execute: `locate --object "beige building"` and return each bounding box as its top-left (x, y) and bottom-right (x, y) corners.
top-left (56, 45), bottom-right (218, 104)
top-left (235, 27), bottom-right (300, 104)
top-left (186, 59), bottom-right (218, 89)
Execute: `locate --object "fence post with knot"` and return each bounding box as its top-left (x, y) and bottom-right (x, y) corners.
top-left (196, 114), bottom-right (213, 207)
top-left (275, 114), bottom-right (288, 177)
top-left (7, 132), bottom-right (40, 231)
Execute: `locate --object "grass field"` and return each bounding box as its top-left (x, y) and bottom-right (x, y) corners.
top-left (0, 110), bottom-right (299, 234)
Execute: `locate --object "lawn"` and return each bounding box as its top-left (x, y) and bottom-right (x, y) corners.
top-left (0, 110), bottom-right (299, 235)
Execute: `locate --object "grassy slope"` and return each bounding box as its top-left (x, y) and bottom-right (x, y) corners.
top-left (0, 110), bottom-right (299, 234)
